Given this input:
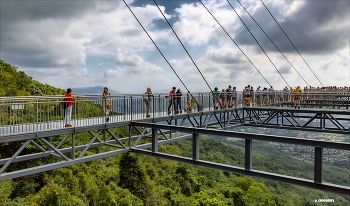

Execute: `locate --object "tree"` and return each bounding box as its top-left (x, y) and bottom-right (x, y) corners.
top-left (243, 182), bottom-right (277, 206)
top-left (118, 153), bottom-right (150, 200)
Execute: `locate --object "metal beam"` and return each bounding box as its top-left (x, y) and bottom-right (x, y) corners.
top-left (131, 149), bottom-right (350, 195)
top-left (0, 148), bottom-right (130, 181)
top-left (130, 122), bottom-right (350, 151)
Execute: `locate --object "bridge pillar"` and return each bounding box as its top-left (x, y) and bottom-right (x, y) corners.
top-left (192, 131), bottom-right (199, 161)
top-left (152, 128), bottom-right (158, 153)
top-left (245, 135), bottom-right (252, 172)
top-left (314, 146), bottom-right (323, 185)
top-left (72, 134), bottom-right (75, 160)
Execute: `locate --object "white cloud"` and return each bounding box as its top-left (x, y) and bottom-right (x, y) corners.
top-left (115, 51), bottom-right (163, 74)
top-left (73, 68), bottom-right (90, 78)
top-left (103, 68), bottom-right (125, 78)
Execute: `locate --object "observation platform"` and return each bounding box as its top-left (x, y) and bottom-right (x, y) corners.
top-left (1, 91), bottom-right (350, 136)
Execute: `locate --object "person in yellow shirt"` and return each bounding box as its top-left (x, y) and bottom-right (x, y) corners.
top-left (292, 86), bottom-right (302, 109)
top-left (186, 99), bottom-right (196, 113)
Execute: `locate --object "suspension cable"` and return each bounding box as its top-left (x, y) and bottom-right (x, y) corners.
top-left (122, 0), bottom-right (191, 94)
top-left (198, 0), bottom-right (271, 86)
top-left (152, 0), bottom-right (225, 109)
top-left (234, 0), bottom-right (310, 87)
top-left (221, 0), bottom-right (290, 88)
top-left (260, 0), bottom-right (324, 87)
top-left (152, 0), bottom-right (214, 93)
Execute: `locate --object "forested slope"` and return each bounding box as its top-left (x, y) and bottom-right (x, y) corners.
top-left (1, 137), bottom-right (349, 205)
top-left (0, 60), bottom-right (64, 96)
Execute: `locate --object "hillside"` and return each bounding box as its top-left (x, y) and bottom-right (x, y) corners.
top-left (0, 136), bottom-right (349, 205)
top-left (72, 86), bottom-right (120, 95)
top-left (0, 60), bottom-right (64, 96)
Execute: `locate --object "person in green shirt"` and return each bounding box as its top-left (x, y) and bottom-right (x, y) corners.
top-left (213, 87), bottom-right (221, 110)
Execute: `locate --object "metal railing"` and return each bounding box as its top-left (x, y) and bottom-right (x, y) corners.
top-left (1, 91), bottom-right (350, 135)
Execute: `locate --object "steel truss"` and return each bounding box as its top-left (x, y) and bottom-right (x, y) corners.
top-left (243, 108), bottom-right (350, 134)
top-left (1, 108), bottom-right (350, 195)
top-left (0, 110), bottom-right (242, 181)
top-left (130, 122), bottom-right (350, 195)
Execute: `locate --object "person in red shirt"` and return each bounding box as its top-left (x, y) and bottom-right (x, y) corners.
top-left (167, 87), bottom-right (177, 115)
top-left (63, 88), bottom-right (75, 127)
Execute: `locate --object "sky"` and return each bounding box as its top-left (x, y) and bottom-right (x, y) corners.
top-left (0, 0), bottom-right (349, 94)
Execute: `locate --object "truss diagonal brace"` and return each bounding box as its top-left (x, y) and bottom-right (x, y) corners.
top-left (106, 129), bottom-right (127, 149)
top-left (79, 130), bottom-right (103, 158)
top-left (0, 140), bottom-right (30, 174)
top-left (40, 138), bottom-right (70, 161)
top-left (30, 140), bottom-right (61, 158)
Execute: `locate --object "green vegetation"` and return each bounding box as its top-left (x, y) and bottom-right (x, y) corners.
top-left (0, 136), bottom-right (349, 205)
top-left (0, 60), bottom-right (65, 96)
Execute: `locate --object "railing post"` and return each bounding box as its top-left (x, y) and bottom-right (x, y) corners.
top-left (314, 146), bottom-right (323, 186)
top-left (74, 97), bottom-right (77, 127)
top-left (245, 134), bottom-right (252, 172)
top-left (124, 96), bottom-right (126, 120)
top-left (152, 128), bottom-right (158, 153)
top-left (128, 125), bottom-right (132, 148)
top-left (192, 130), bottom-right (199, 162)
top-left (36, 98), bottom-right (38, 132)
top-left (130, 96), bottom-right (133, 121)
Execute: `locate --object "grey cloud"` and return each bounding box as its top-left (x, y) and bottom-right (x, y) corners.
top-left (232, 1), bottom-right (349, 55)
top-left (203, 66), bottom-right (218, 72)
top-left (208, 51), bottom-right (244, 64)
top-left (0, 1), bottom-right (122, 69)
top-left (120, 28), bottom-right (143, 37)
top-left (228, 63), bottom-right (253, 72)
top-left (0, 1), bottom-right (120, 23)
top-left (279, 66), bottom-right (292, 74)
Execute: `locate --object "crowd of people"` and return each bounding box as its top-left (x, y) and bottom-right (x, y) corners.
top-left (62, 85), bottom-right (350, 126)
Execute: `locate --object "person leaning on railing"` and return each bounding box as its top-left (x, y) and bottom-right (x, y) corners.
top-left (63, 88), bottom-right (75, 127)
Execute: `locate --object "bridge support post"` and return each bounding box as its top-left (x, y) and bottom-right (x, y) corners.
top-left (192, 130), bottom-right (199, 162)
top-left (152, 128), bottom-right (158, 153)
top-left (72, 134), bottom-right (75, 160)
top-left (245, 135), bottom-right (252, 172)
top-left (314, 146), bottom-right (323, 185)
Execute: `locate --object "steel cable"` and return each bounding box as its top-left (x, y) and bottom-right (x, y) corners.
top-left (152, 0), bottom-right (222, 109)
top-left (233, 0), bottom-right (310, 87)
top-left (122, 0), bottom-right (203, 109)
top-left (221, 0), bottom-right (291, 87)
top-left (197, 0), bottom-right (272, 86)
top-left (260, 0), bottom-right (324, 87)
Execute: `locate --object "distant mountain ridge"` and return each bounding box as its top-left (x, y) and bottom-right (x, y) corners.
top-left (71, 86), bottom-right (120, 95)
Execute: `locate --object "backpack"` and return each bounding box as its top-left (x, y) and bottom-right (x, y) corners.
top-left (219, 92), bottom-right (225, 99)
top-left (61, 99), bottom-right (67, 109)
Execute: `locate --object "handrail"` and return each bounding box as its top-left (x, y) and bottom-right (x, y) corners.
top-left (1, 91), bottom-right (350, 135)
